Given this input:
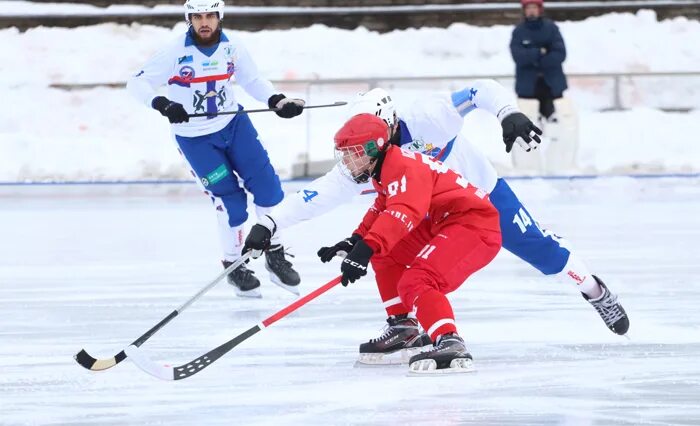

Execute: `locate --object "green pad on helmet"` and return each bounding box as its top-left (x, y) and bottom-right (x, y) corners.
top-left (364, 140), bottom-right (380, 158)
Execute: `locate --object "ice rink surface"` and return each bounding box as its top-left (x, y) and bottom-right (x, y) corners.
top-left (1, 177), bottom-right (699, 426)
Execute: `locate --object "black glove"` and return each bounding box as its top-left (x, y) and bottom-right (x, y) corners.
top-left (268, 93), bottom-right (305, 119)
top-left (242, 215), bottom-right (277, 259)
top-left (501, 112), bottom-right (542, 153)
top-left (317, 234), bottom-right (362, 263)
top-left (340, 239), bottom-right (374, 287)
top-left (152, 96), bottom-right (189, 124)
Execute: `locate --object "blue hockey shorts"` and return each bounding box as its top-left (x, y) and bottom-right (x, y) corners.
top-left (175, 110), bottom-right (284, 227)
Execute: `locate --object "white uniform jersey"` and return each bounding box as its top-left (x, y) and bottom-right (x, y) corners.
top-left (127, 30), bottom-right (275, 137)
top-left (270, 79), bottom-right (519, 231)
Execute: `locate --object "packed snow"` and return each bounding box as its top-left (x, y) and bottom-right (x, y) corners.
top-left (1, 10), bottom-right (699, 181)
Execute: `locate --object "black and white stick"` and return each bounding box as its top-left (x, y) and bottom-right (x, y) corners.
top-left (126, 275), bottom-right (342, 380)
top-left (188, 101), bottom-right (347, 118)
top-left (74, 252), bottom-right (252, 371)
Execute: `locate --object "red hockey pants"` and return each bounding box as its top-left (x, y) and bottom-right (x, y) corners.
top-left (370, 219), bottom-right (501, 341)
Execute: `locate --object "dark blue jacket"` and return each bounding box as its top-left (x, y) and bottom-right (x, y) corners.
top-left (510, 18), bottom-right (568, 98)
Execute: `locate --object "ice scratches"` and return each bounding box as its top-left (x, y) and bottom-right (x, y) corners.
top-left (552, 343), bottom-right (700, 360)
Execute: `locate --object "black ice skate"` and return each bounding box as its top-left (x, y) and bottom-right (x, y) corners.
top-left (583, 275), bottom-right (629, 335)
top-left (408, 333), bottom-right (475, 375)
top-left (265, 244), bottom-right (301, 295)
top-left (357, 314), bottom-right (432, 365)
top-left (222, 260), bottom-right (261, 298)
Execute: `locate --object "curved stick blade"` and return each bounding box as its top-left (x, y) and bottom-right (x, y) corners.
top-left (74, 349), bottom-right (126, 371)
top-left (125, 345), bottom-right (175, 381)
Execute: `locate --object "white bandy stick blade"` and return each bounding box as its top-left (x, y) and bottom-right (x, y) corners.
top-left (125, 345), bottom-right (174, 381)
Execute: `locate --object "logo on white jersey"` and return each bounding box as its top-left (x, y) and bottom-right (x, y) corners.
top-left (193, 86), bottom-right (227, 114)
top-left (178, 55), bottom-right (193, 64)
top-left (202, 59), bottom-right (219, 71)
top-left (179, 66), bottom-right (195, 81)
top-left (402, 138), bottom-right (441, 158)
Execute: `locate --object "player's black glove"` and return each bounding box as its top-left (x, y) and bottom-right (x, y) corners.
top-left (317, 234), bottom-right (363, 263)
top-left (340, 239), bottom-right (373, 287)
top-left (152, 96), bottom-right (189, 124)
top-left (501, 112), bottom-right (542, 153)
top-left (268, 93), bottom-right (305, 119)
top-left (242, 215), bottom-right (277, 259)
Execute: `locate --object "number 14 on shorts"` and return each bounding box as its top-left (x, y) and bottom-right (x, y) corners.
top-left (513, 207), bottom-right (538, 233)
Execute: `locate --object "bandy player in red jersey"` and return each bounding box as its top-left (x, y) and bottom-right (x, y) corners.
top-left (328, 113), bottom-right (501, 373)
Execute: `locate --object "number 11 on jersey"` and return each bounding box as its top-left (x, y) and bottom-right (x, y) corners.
top-left (417, 244), bottom-right (437, 260)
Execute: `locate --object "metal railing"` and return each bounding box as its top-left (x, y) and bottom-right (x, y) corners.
top-left (46, 70), bottom-right (699, 177)
top-left (49, 70), bottom-right (700, 111)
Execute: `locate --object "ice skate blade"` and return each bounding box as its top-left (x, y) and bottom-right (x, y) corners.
top-left (267, 272), bottom-right (300, 296)
top-left (353, 360), bottom-right (404, 368)
top-left (234, 286), bottom-right (262, 299)
top-left (355, 347), bottom-right (428, 366)
top-left (407, 358), bottom-right (476, 376)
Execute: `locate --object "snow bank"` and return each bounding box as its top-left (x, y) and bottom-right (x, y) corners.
top-left (1, 10), bottom-right (699, 181)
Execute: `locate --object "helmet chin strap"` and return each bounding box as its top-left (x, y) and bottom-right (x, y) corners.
top-left (361, 149), bottom-right (389, 184)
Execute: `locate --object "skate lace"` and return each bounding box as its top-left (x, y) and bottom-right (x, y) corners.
top-left (369, 323), bottom-right (394, 343)
top-left (232, 264), bottom-right (255, 281)
top-left (369, 317), bottom-right (413, 343)
top-left (267, 246), bottom-right (295, 269)
top-left (428, 335), bottom-right (464, 353)
top-left (592, 291), bottom-right (625, 326)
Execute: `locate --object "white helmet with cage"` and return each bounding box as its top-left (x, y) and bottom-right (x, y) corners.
top-left (184, 0), bottom-right (225, 23)
top-left (348, 88), bottom-right (397, 128)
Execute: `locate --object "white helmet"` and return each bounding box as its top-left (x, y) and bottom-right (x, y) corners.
top-left (184, 0), bottom-right (225, 22)
top-left (348, 88), bottom-right (397, 128)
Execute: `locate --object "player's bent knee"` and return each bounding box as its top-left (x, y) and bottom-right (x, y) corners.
top-left (245, 170), bottom-right (284, 207)
top-left (210, 192), bottom-right (248, 226)
top-left (397, 268), bottom-right (441, 309)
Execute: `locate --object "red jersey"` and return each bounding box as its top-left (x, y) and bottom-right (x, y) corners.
top-left (354, 145), bottom-right (500, 256)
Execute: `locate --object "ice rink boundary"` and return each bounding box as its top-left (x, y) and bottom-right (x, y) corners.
top-left (0, 172), bottom-right (699, 187)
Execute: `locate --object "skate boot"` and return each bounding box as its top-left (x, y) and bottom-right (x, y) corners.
top-left (357, 314), bottom-right (432, 365)
top-left (583, 275), bottom-right (629, 335)
top-left (222, 260), bottom-right (261, 298)
top-left (408, 333), bottom-right (475, 375)
top-left (264, 244), bottom-right (301, 295)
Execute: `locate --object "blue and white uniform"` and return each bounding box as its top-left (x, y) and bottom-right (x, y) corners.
top-left (271, 79), bottom-right (593, 287)
top-left (128, 29), bottom-right (284, 261)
